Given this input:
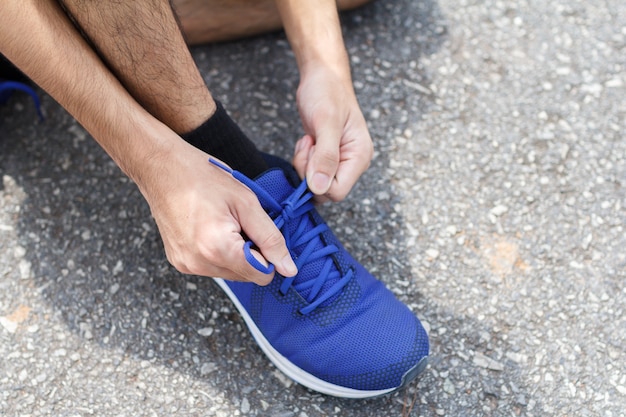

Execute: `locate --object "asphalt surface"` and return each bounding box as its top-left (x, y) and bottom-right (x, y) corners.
top-left (1, 0), bottom-right (625, 416)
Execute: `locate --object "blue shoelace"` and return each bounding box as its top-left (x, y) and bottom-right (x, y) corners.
top-left (0, 80), bottom-right (44, 119)
top-left (210, 158), bottom-right (353, 315)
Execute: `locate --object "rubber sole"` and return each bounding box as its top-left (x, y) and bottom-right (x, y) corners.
top-left (213, 277), bottom-right (428, 399)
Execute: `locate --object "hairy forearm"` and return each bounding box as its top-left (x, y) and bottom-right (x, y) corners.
top-left (0, 0), bottom-right (175, 185)
top-left (274, 0), bottom-right (351, 81)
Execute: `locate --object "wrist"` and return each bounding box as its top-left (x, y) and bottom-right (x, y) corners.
top-left (298, 49), bottom-right (352, 85)
top-left (276, 0), bottom-right (352, 83)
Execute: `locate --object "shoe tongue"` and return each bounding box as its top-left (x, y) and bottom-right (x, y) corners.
top-left (254, 168), bottom-right (339, 303)
top-left (253, 168), bottom-right (295, 206)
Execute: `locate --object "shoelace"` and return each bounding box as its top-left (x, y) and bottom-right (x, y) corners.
top-left (210, 158), bottom-right (353, 315)
top-left (0, 80), bottom-right (44, 120)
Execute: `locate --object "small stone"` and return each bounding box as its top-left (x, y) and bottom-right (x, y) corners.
top-left (443, 378), bottom-right (456, 394)
top-left (425, 248), bottom-right (440, 259)
top-left (490, 205), bottom-right (509, 217)
top-left (14, 246), bottom-right (26, 259)
top-left (505, 351), bottom-right (527, 364)
top-left (112, 260), bottom-right (124, 276)
top-left (200, 362), bottom-right (217, 376)
top-left (0, 317), bottom-right (18, 333)
top-left (79, 322), bottom-right (93, 340)
top-left (198, 327), bottom-right (214, 337)
top-left (241, 397), bottom-right (250, 414)
top-left (473, 352), bottom-right (504, 371)
top-left (186, 282), bottom-right (197, 291)
top-left (272, 370), bottom-right (293, 388)
top-left (581, 83), bottom-right (603, 95)
top-left (18, 369), bottom-right (28, 382)
top-left (54, 349), bottom-right (67, 357)
top-left (109, 283), bottom-right (120, 295)
top-left (445, 225), bottom-right (458, 236)
top-left (19, 259), bottom-right (31, 280)
top-left (606, 78), bottom-right (623, 88)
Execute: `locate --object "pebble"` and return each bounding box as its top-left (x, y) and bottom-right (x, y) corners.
top-left (109, 283), bottom-right (120, 295)
top-left (443, 378), bottom-right (456, 394)
top-left (200, 363), bottom-right (217, 376)
top-left (490, 204), bottom-right (509, 216)
top-left (19, 259), bottom-right (31, 280)
top-left (54, 348), bottom-right (67, 357)
top-left (473, 352), bottom-right (505, 371)
top-left (112, 260), bottom-right (124, 276)
top-left (14, 246), bottom-right (26, 259)
top-left (18, 369), bottom-right (28, 382)
top-left (272, 370), bottom-right (293, 388)
top-left (197, 327), bottom-right (214, 337)
top-left (241, 397), bottom-right (250, 414)
top-left (0, 317), bottom-right (18, 333)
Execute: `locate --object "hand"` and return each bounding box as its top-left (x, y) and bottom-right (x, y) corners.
top-left (139, 139), bottom-right (298, 284)
top-left (292, 65), bottom-right (374, 202)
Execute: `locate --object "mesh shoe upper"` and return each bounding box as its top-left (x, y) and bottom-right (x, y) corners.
top-left (214, 160), bottom-right (429, 394)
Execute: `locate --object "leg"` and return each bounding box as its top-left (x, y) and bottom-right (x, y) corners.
top-left (172, 0), bottom-right (376, 45)
top-left (59, 0), bottom-right (268, 177)
top-left (58, 0), bottom-right (215, 134)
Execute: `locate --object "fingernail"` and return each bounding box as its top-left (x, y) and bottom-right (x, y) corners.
top-left (295, 139), bottom-right (304, 153)
top-left (312, 172), bottom-right (331, 193)
top-left (281, 255), bottom-right (298, 277)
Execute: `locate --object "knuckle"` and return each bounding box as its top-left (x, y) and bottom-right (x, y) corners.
top-left (166, 252), bottom-right (191, 275)
top-left (258, 230), bottom-right (286, 251)
top-left (197, 240), bottom-right (223, 266)
top-left (317, 148), bottom-right (339, 166)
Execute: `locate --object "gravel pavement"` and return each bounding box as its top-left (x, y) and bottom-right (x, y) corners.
top-left (1, 0), bottom-right (625, 416)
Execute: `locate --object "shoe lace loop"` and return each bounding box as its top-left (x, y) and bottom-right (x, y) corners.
top-left (273, 180), bottom-right (353, 315)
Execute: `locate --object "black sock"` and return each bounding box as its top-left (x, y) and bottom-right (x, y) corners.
top-left (181, 101), bottom-right (268, 178)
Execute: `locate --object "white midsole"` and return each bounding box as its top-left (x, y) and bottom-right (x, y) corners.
top-left (213, 278), bottom-right (395, 399)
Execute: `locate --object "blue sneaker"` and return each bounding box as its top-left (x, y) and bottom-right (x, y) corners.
top-left (210, 156), bottom-right (429, 398)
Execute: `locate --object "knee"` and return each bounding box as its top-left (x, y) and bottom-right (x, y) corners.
top-left (337, 0), bottom-right (377, 12)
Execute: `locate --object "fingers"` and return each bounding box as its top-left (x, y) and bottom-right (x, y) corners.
top-left (305, 123), bottom-right (341, 196)
top-left (155, 154), bottom-right (297, 285)
top-left (330, 134), bottom-right (373, 201)
top-left (293, 134), bottom-right (313, 180)
top-left (293, 132), bottom-right (372, 203)
top-left (235, 194), bottom-right (298, 279)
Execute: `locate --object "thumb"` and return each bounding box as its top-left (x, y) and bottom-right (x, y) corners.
top-left (306, 134), bottom-right (340, 196)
